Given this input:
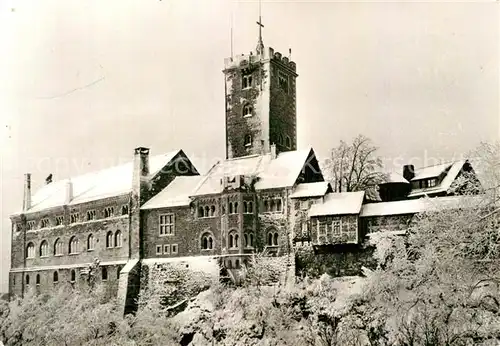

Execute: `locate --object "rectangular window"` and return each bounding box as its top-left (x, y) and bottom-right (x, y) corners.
top-left (278, 71), bottom-right (289, 93)
top-left (163, 244), bottom-right (170, 255)
top-left (171, 244), bottom-right (178, 255)
top-left (428, 178), bottom-right (437, 187)
top-left (156, 245), bottom-right (162, 255)
top-left (55, 216), bottom-right (64, 226)
top-left (70, 213), bottom-right (79, 224)
top-left (242, 74), bottom-right (252, 89)
top-left (159, 214), bottom-right (175, 236)
top-left (332, 219), bottom-right (341, 236)
top-left (318, 220), bottom-right (327, 236)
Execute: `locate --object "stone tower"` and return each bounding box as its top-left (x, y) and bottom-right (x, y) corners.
top-left (223, 22), bottom-right (298, 159)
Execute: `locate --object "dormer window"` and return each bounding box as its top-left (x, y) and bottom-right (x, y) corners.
top-left (242, 74), bottom-right (252, 89)
top-left (243, 104), bottom-right (253, 117)
top-left (428, 178), bottom-right (437, 187)
top-left (40, 218), bottom-right (50, 228)
top-left (244, 134), bottom-right (252, 147)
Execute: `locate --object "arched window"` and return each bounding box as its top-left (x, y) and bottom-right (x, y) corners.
top-left (247, 201), bottom-right (253, 213)
top-left (244, 134), bottom-right (252, 147)
top-left (273, 233), bottom-right (279, 246)
top-left (26, 274), bottom-right (30, 285)
top-left (106, 231), bottom-right (113, 248)
top-left (234, 202), bottom-right (238, 213)
top-left (285, 136), bottom-right (291, 148)
top-left (243, 104), bottom-right (253, 117)
top-left (201, 232), bottom-right (214, 250)
top-left (276, 199), bottom-right (282, 212)
top-left (53, 271), bottom-right (59, 283)
top-left (36, 274), bottom-right (40, 286)
top-left (114, 230), bottom-right (122, 248)
top-left (270, 199), bottom-right (276, 212)
top-left (244, 231), bottom-right (254, 248)
top-left (26, 242), bottom-right (35, 259)
top-left (228, 230), bottom-right (238, 249)
top-left (264, 200), bottom-right (269, 212)
top-left (229, 202), bottom-right (233, 214)
top-left (121, 205), bottom-right (129, 215)
top-left (87, 234), bottom-right (95, 251)
top-left (70, 269), bottom-right (76, 283)
top-left (226, 259), bottom-right (232, 269)
top-left (39, 240), bottom-right (48, 257)
top-left (54, 238), bottom-right (63, 256)
top-left (243, 201), bottom-right (247, 213)
top-left (278, 134), bottom-right (284, 145)
top-left (205, 206), bottom-right (210, 217)
top-left (102, 267), bottom-right (108, 281)
top-left (211, 205), bottom-right (216, 217)
top-left (268, 232), bottom-right (273, 246)
top-left (69, 236), bottom-right (79, 254)
top-left (235, 259), bottom-right (240, 269)
top-left (234, 234), bottom-right (239, 248)
top-left (198, 206), bottom-right (204, 218)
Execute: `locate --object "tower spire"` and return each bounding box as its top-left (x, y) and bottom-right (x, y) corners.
top-left (256, 0), bottom-right (264, 54)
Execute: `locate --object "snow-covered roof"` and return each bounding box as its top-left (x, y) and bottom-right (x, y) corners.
top-left (308, 191), bottom-right (365, 217)
top-left (290, 182), bottom-right (331, 199)
top-left (141, 176), bottom-right (204, 210)
top-left (16, 150), bottom-right (183, 215)
top-left (191, 148), bottom-right (317, 196)
top-left (382, 172), bottom-right (409, 184)
top-left (408, 160), bottom-right (466, 198)
top-left (360, 195), bottom-right (484, 217)
top-left (360, 199), bottom-right (425, 217)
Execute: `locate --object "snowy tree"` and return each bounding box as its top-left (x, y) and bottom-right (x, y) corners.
top-left (323, 135), bottom-right (386, 200)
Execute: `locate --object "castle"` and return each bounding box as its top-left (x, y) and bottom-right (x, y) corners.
top-left (8, 19), bottom-right (481, 311)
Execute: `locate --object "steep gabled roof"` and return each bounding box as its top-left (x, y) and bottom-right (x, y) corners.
top-left (308, 191), bottom-right (365, 217)
top-left (141, 176), bottom-right (204, 210)
top-left (15, 150), bottom-right (184, 215)
top-left (408, 160), bottom-right (467, 198)
top-left (190, 148), bottom-right (320, 197)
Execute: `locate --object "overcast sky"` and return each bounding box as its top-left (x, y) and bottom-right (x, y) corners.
top-left (0, 0), bottom-right (499, 292)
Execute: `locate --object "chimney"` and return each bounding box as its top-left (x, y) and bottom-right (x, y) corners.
top-left (270, 143), bottom-right (277, 159)
top-left (133, 147), bottom-right (150, 177)
top-left (403, 164), bottom-right (415, 181)
top-left (65, 179), bottom-right (73, 204)
top-left (23, 173), bottom-right (32, 211)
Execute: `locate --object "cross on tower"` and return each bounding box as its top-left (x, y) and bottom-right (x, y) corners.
top-left (256, 4), bottom-right (264, 54)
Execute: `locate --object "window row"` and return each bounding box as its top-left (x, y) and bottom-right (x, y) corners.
top-left (276, 134), bottom-right (292, 149)
top-left (155, 244), bottom-right (178, 256)
top-left (26, 231), bottom-right (122, 259)
top-left (316, 216), bottom-right (358, 239)
top-left (24, 266), bottom-right (120, 286)
top-left (228, 231), bottom-right (255, 249)
top-left (262, 198), bottom-right (283, 213)
top-left (24, 205), bottom-right (129, 231)
top-left (198, 205), bottom-right (217, 218)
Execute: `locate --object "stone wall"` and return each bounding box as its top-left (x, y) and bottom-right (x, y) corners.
top-left (295, 243), bottom-right (377, 278)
